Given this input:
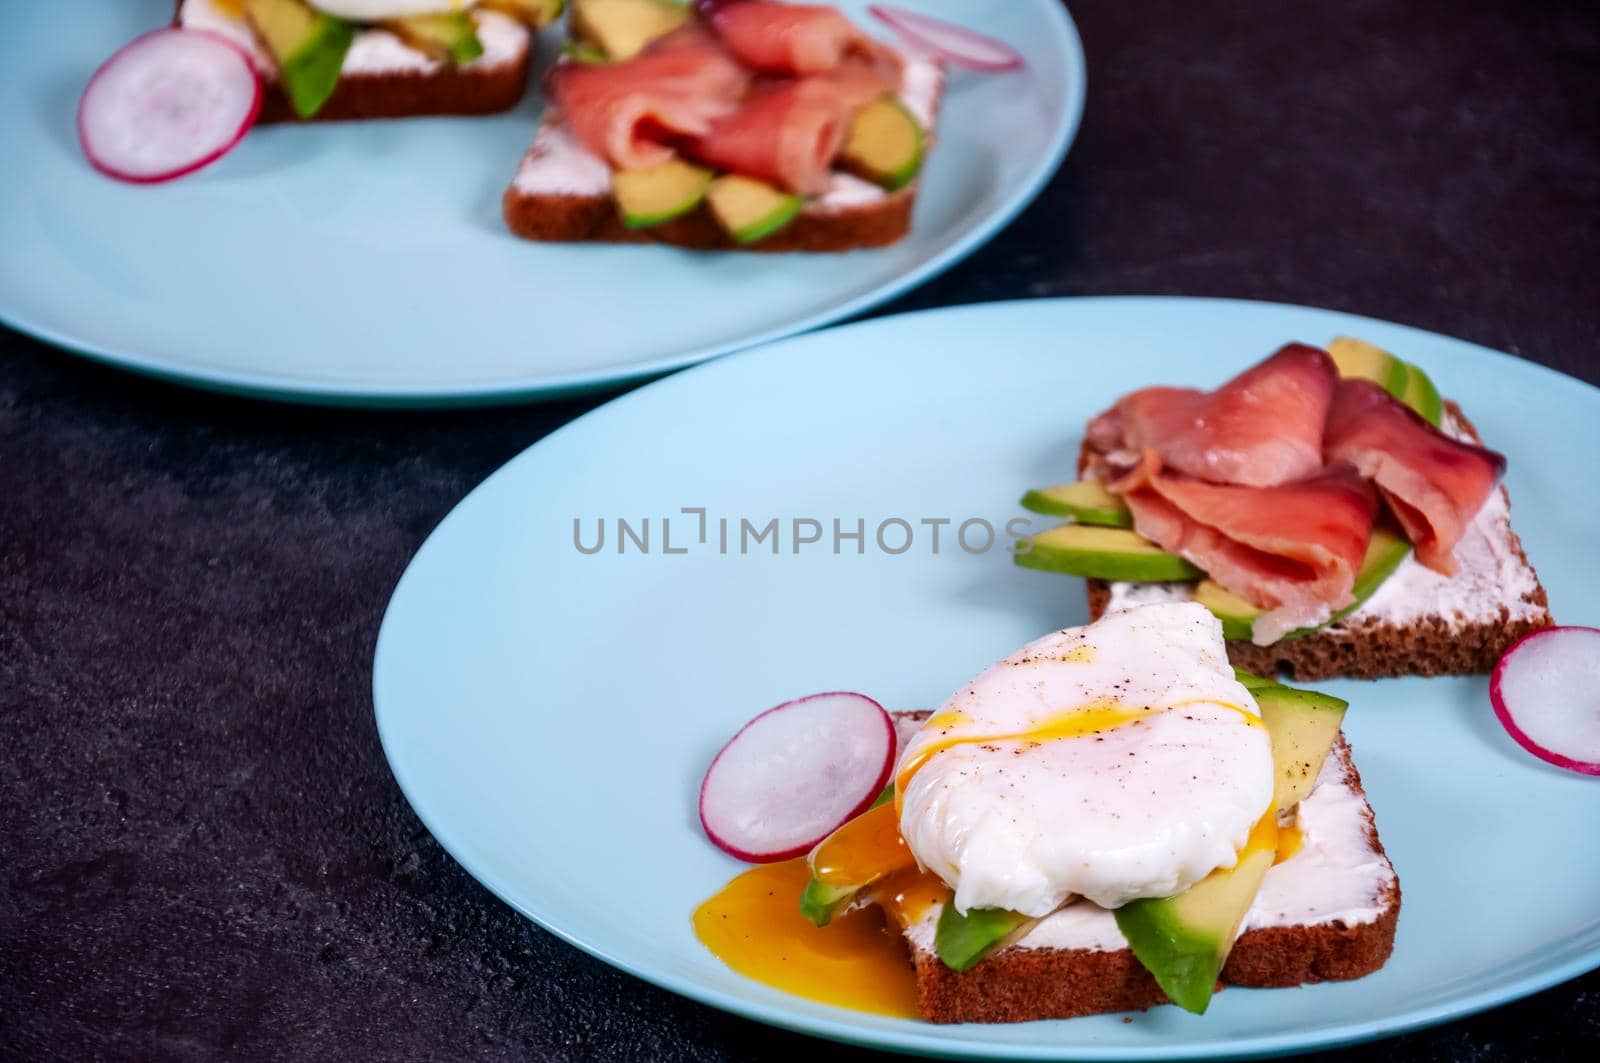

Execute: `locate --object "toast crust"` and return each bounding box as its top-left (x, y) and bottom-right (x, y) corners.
top-left (502, 182), bottom-right (918, 252)
top-left (172, 2), bottom-right (533, 123)
top-left (254, 59), bottom-right (532, 124)
top-left (907, 739), bottom-right (1400, 1024)
top-left (1077, 401), bottom-right (1552, 681)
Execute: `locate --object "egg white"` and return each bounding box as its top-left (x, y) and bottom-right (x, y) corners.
top-left (899, 602), bottom-right (1274, 915)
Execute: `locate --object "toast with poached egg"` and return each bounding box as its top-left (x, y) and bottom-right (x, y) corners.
top-left (794, 603), bottom-right (1400, 1023)
top-left (174, 0), bottom-right (558, 123)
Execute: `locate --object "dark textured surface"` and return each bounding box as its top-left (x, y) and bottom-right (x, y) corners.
top-left (3, 0), bottom-right (1598, 1059)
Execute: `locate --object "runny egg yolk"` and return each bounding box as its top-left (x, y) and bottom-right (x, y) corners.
top-left (1274, 823), bottom-right (1304, 865)
top-left (691, 858), bottom-right (928, 1018)
top-left (810, 801), bottom-right (914, 886)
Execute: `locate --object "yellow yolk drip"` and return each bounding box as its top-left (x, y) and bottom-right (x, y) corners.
top-left (1242, 807), bottom-right (1280, 861)
top-left (215, 0), bottom-right (247, 15)
top-left (894, 698), bottom-right (1261, 811)
top-left (1273, 823), bottom-right (1305, 865)
top-left (809, 801), bottom-right (914, 886)
top-left (876, 866), bottom-right (953, 928)
top-left (692, 859), bottom-right (920, 1018)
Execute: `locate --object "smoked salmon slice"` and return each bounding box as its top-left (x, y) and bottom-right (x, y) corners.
top-left (1113, 454), bottom-right (1379, 644)
top-left (686, 61), bottom-right (897, 194)
top-left (1088, 343), bottom-right (1339, 488)
top-left (1324, 379), bottom-right (1506, 576)
top-left (686, 81), bottom-right (845, 194)
top-left (552, 28), bottom-right (750, 171)
top-left (707, 1), bottom-right (897, 76)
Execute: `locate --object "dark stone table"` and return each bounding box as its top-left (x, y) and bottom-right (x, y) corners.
top-left (4, 0), bottom-right (1597, 1058)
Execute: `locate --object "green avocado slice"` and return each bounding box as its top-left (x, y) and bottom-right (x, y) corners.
top-left (934, 905), bottom-right (1037, 972)
top-left (1020, 480), bottom-right (1133, 527)
top-left (243, 0), bottom-right (356, 120)
top-left (1015, 524), bottom-right (1203, 582)
top-left (1328, 335), bottom-right (1444, 426)
top-left (386, 13), bottom-right (486, 64)
top-left (1114, 677), bottom-right (1346, 1013)
top-left (707, 175), bottom-right (805, 245)
top-left (612, 160), bottom-right (713, 228)
top-left (1255, 683), bottom-right (1348, 812)
top-left (838, 95), bottom-right (925, 191)
top-left (572, 0), bottom-right (692, 61)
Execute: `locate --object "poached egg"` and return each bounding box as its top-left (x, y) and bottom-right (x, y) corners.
top-left (898, 602), bottom-right (1274, 916)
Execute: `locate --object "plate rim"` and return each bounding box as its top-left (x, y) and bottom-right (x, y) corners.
top-left (373, 295), bottom-right (1600, 1058)
top-left (0, 0), bottom-right (1085, 408)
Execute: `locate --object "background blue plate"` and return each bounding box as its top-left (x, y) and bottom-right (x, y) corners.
top-left (374, 298), bottom-right (1600, 1057)
top-left (0, 0), bottom-right (1082, 405)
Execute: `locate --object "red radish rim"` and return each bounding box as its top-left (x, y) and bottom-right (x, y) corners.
top-left (1490, 626), bottom-right (1600, 777)
top-left (699, 692), bottom-right (896, 863)
top-left (868, 4), bottom-right (1026, 72)
top-left (78, 28), bottom-right (263, 186)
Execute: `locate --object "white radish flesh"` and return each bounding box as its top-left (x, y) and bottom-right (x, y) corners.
top-left (1491, 627), bottom-right (1600, 776)
top-left (79, 29), bottom-right (261, 185)
top-left (700, 692), bottom-right (895, 862)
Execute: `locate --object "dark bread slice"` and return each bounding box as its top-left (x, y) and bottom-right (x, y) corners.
top-left (901, 732), bottom-right (1400, 1024)
top-left (172, 2), bottom-right (533, 123)
top-left (503, 181), bottom-right (916, 251)
top-left (1078, 401), bottom-right (1552, 682)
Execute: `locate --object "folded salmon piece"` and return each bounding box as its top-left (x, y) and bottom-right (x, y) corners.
top-left (686, 61), bottom-right (897, 194)
top-left (552, 27), bottom-right (750, 171)
top-left (1113, 454), bottom-right (1379, 644)
top-left (707, 0), bottom-right (898, 76)
top-left (1088, 344), bottom-right (1339, 488)
top-left (1324, 380), bottom-right (1506, 576)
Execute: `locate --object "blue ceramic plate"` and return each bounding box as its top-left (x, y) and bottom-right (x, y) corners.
top-left (374, 298), bottom-right (1600, 1057)
top-left (0, 0), bottom-right (1082, 406)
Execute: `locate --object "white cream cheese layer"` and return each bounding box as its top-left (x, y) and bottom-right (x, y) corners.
top-left (1104, 412), bottom-right (1546, 636)
top-left (898, 603), bottom-right (1274, 916)
top-left (179, 0), bottom-right (529, 78)
top-left (902, 743), bottom-right (1396, 955)
top-left (511, 50), bottom-right (945, 208)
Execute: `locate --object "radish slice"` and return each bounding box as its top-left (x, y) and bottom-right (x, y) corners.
top-left (1490, 627), bottom-right (1600, 777)
top-left (78, 29), bottom-right (262, 185)
top-left (868, 4), bottom-right (1025, 72)
top-left (700, 692), bottom-right (895, 862)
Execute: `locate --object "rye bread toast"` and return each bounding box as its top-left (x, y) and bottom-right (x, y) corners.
top-left (1078, 401), bottom-right (1552, 681)
top-left (888, 713), bottom-right (1400, 1024)
top-left (174, 0), bottom-right (535, 123)
top-left (502, 54), bottom-right (945, 251)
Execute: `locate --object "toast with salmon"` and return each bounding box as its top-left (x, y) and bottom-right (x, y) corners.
top-left (504, 1), bottom-right (945, 251)
top-left (895, 716), bottom-right (1400, 1023)
top-left (1019, 340), bottom-right (1553, 681)
top-left (174, 1), bottom-right (557, 123)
